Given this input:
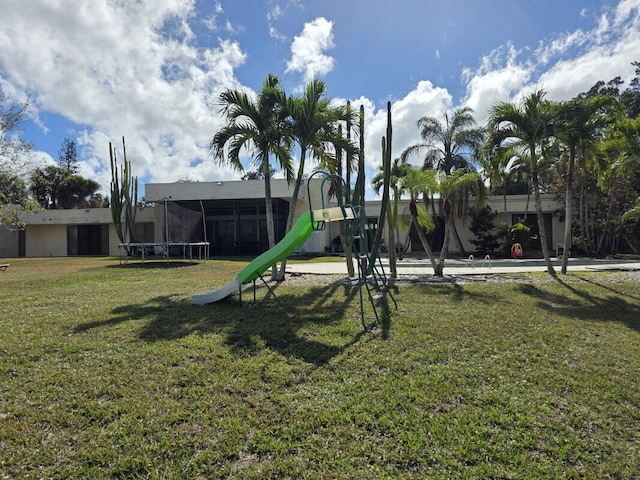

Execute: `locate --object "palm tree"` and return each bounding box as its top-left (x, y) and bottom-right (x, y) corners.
top-left (401, 106), bottom-right (483, 175)
top-left (210, 74), bottom-right (294, 279)
top-left (480, 143), bottom-right (529, 225)
top-left (400, 166), bottom-right (483, 276)
top-left (434, 169), bottom-right (485, 276)
top-left (401, 106), bottom-right (484, 255)
top-left (488, 90), bottom-right (557, 277)
top-left (401, 167), bottom-right (439, 273)
top-left (553, 95), bottom-right (613, 273)
top-left (604, 115), bottom-right (640, 177)
top-left (600, 115), bottom-right (640, 253)
top-left (275, 79), bottom-right (355, 280)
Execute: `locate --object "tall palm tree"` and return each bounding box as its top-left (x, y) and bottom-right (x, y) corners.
top-left (553, 95), bottom-right (613, 273)
top-left (275, 79), bottom-right (355, 280)
top-left (282, 80), bottom-right (355, 233)
top-left (401, 106), bottom-right (483, 175)
top-left (401, 106), bottom-right (484, 255)
top-left (210, 74), bottom-right (294, 279)
top-left (488, 90), bottom-right (557, 277)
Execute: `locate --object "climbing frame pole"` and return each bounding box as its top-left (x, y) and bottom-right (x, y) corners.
top-left (306, 171), bottom-right (397, 330)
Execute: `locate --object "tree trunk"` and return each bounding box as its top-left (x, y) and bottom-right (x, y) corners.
top-left (276, 147), bottom-right (307, 281)
top-left (579, 181), bottom-right (589, 255)
top-left (451, 220), bottom-right (466, 256)
top-left (410, 201), bottom-right (438, 275)
top-left (336, 179), bottom-right (356, 278)
top-left (435, 212), bottom-right (453, 276)
top-left (402, 216), bottom-right (414, 253)
top-left (561, 146), bottom-right (575, 274)
top-left (531, 163), bottom-right (556, 277)
top-left (503, 191), bottom-right (509, 225)
top-left (263, 160), bottom-right (278, 280)
top-left (598, 174), bottom-right (617, 255)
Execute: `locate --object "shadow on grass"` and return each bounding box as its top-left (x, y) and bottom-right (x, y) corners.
top-left (407, 280), bottom-right (501, 304)
top-left (516, 276), bottom-right (640, 332)
top-left (106, 261), bottom-right (200, 269)
top-left (74, 279), bottom-right (369, 366)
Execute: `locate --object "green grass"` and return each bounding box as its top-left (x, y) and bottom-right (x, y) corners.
top-left (1, 257), bottom-right (639, 479)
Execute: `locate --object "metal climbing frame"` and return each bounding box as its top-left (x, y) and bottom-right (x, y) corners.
top-left (307, 171), bottom-right (397, 330)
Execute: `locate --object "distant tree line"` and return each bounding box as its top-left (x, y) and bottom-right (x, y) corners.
top-left (0, 94), bottom-right (108, 229)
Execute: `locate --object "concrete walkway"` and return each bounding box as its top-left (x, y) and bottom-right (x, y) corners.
top-left (287, 257), bottom-right (640, 276)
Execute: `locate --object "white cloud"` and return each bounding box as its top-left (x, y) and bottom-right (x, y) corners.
top-left (267, 0), bottom-right (302, 22)
top-left (269, 26), bottom-right (287, 41)
top-left (0, 0), bottom-right (248, 194)
top-left (460, 0), bottom-right (640, 122)
top-left (267, 3), bottom-right (284, 22)
top-left (266, 0), bottom-right (303, 44)
top-left (534, 29), bottom-right (589, 65)
top-left (334, 81), bottom-right (453, 199)
top-left (461, 44), bottom-right (532, 124)
top-left (286, 17), bottom-right (335, 87)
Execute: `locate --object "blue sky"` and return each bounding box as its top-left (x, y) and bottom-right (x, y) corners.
top-left (1, 0), bottom-right (639, 199)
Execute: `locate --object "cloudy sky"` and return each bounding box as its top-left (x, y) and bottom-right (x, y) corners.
top-left (1, 0), bottom-right (639, 199)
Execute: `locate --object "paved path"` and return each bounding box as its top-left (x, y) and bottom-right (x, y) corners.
top-left (287, 257), bottom-right (640, 276)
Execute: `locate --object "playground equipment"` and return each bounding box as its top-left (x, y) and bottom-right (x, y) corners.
top-left (191, 211), bottom-right (315, 306)
top-left (192, 171), bottom-right (397, 330)
top-left (306, 171), bottom-right (397, 330)
top-left (511, 243), bottom-right (524, 259)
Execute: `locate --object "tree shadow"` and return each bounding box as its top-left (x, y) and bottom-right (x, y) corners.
top-left (106, 261), bottom-right (200, 269)
top-left (515, 277), bottom-right (640, 332)
top-left (407, 278), bottom-right (502, 304)
top-left (572, 274), bottom-right (640, 302)
top-left (73, 279), bottom-right (372, 366)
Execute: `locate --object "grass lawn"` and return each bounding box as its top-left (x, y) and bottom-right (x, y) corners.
top-left (1, 257), bottom-right (639, 479)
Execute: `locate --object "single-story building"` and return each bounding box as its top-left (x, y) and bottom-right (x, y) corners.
top-left (0, 177), bottom-right (565, 259)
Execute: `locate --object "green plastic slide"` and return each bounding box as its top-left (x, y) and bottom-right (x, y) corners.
top-left (192, 211), bottom-right (315, 305)
top-left (237, 211), bottom-right (314, 283)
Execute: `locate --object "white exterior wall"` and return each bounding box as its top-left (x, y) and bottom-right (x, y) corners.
top-left (1, 182), bottom-right (564, 258)
top-left (449, 195), bottom-right (564, 254)
top-left (356, 194), bottom-right (563, 255)
top-left (25, 224), bottom-right (67, 257)
top-left (145, 178), bottom-right (303, 203)
top-left (13, 207), bottom-right (156, 258)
